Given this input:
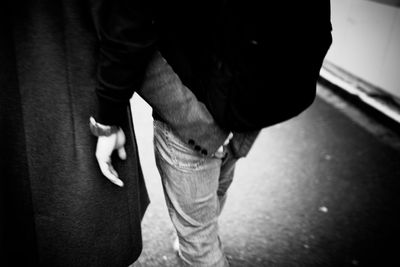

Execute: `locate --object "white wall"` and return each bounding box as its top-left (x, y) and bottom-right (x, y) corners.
top-left (326, 0), bottom-right (400, 98)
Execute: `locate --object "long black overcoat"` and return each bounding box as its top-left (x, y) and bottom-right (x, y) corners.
top-left (0, 1), bottom-right (149, 266)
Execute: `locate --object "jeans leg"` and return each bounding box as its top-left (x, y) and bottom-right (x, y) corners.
top-left (153, 120), bottom-right (229, 267)
top-left (217, 145), bottom-right (238, 215)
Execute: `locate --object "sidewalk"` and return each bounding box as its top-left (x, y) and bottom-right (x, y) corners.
top-left (130, 80), bottom-right (400, 266)
top-left (320, 61), bottom-right (400, 129)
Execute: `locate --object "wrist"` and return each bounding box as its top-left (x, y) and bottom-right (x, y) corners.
top-left (89, 116), bottom-right (119, 137)
top-left (96, 96), bottom-right (128, 126)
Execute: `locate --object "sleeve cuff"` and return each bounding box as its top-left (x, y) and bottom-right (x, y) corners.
top-left (96, 95), bottom-right (129, 126)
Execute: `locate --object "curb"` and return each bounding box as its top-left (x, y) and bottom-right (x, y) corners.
top-left (319, 61), bottom-right (400, 130)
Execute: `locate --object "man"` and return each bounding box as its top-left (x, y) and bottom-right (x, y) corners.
top-left (90, 1), bottom-right (332, 266)
top-left (90, 1), bottom-right (257, 266)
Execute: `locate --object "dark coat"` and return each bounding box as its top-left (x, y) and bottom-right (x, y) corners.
top-left (93, 0), bottom-right (331, 148)
top-left (0, 1), bottom-right (149, 266)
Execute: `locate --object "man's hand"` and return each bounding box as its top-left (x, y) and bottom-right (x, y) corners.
top-left (216, 132), bottom-right (233, 155)
top-left (95, 128), bottom-right (127, 187)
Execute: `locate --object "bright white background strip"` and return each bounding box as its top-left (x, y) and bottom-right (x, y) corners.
top-left (319, 67), bottom-right (400, 124)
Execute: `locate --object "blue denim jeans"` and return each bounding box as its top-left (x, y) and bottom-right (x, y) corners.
top-left (153, 120), bottom-right (238, 267)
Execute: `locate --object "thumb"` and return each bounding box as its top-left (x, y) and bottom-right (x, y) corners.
top-left (224, 132), bottom-right (233, 145)
top-left (118, 146), bottom-right (127, 160)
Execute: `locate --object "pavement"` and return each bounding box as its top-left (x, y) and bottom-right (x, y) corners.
top-left (130, 81), bottom-right (400, 267)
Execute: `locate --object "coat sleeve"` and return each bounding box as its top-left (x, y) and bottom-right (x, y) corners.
top-left (92, 0), bottom-right (157, 125)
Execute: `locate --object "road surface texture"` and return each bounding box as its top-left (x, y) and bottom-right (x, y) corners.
top-left (130, 82), bottom-right (400, 267)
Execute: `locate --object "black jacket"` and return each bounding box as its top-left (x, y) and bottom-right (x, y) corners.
top-left (94, 0), bottom-right (225, 125)
top-left (95, 0), bottom-right (332, 131)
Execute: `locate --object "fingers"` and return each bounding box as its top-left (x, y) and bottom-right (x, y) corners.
top-left (98, 159), bottom-right (124, 187)
top-left (223, 132), bottom-right (233, 145)
top-left (118, 146), bottom-right (127, 160)
top-left (95, 132), bottom-right (126, 187)
top-left (214, 132), bottom-right (234, 158)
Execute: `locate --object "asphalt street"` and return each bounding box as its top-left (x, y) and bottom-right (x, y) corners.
top-left (130, 82), bottom-right (400, 267)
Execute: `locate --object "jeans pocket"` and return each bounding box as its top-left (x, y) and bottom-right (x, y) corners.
top-left (154, 120), bottom-right (207, 170)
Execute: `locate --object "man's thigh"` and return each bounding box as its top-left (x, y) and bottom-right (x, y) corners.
top-left (153, 119), bottom-right (222, 224)
top-left (153, 119), bottom-right (228, 266)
